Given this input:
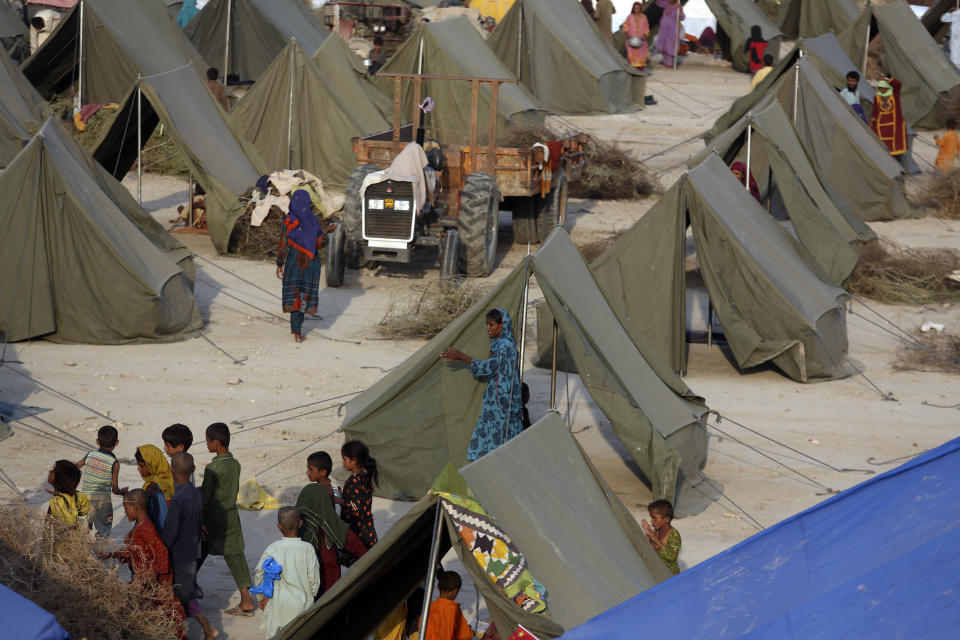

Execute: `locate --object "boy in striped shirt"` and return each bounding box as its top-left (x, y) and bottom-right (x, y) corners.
top-left (76, 425), bottom-right (128, 537)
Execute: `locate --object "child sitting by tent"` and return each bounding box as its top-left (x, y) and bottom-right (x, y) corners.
top-left (101, 489), bottom-right (185, 638)
top-left (254, 507), bottom-right (320, 638)
top-left (641, 499), bottom-right (682, 575)
top-left (744, 25), bottom-right (768, 76)
top-left (295, 451), bottom-right (368, 595)
top-left (935, 119), bottom-right (960, 171)
top-left (420, 570), bottom-right (474, 640)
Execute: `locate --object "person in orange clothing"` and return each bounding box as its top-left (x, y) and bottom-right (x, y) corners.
top-left (935, 119), bottom-right (959, 171)
top-left (421, 571), bottom-right (474, 640)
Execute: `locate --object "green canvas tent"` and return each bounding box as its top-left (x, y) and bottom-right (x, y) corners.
top-left (278, 412), bottom-right (672, 640)
top-left (0, 2), bottom-right (27, 61)
top-left (374, 16), bottom-right (546, 143)
top-left (774, 0), bottom-right (859, 40)
top-left (705, 0), bottom-right (783, 73)
top-left (0, 45), bottom-right (46, 167)
top-left (838, 0), bottom-right (960, 129)
top-left (0, 118), bottom-right (202, 343)
top-left (230, 39), bottom-right (388, 189)
top-left (312, 32), bottom-right (393, 122)
top-left (21, 0), bottom-right (208, 104)
top-left (183, 0), bottom-right (330, 83)
top-left (691, 101), bottom-right (873, 286)
top-left (92, 64), bottom-right (269, 253)
top-left (341, 228), bottom-right (707, 504)
top-left (592, 154), bottom-right (851, 384)
top-left (488, 0), bottom-right (645, 114)
top-left (708, 53), bottom-right (915, 223)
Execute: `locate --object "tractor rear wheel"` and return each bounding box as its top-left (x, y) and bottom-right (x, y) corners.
top-left (457, 172), bottom-right (500, 277)
top-left (506, 196), bottom-right (538, 245)
top-left (325, 223), bottom-right (346, 288)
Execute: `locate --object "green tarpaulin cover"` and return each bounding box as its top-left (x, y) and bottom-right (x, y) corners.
top-left (705, 0), bottom-right (783, 73)
top-left (341, 228), bottom-right (707, 504)
top-left (0, 2), bottom-right (24, 39)
top-left (312, 33), bottom-right (394, 122)
top-left (375, 16), bottom-right (546, 143)
top-left (775, 0), bottom-right (859, 40)
top-left (278, 412), bottom-right (671, 640)
top-left (22, 0), bottom-right (208, 104)
top-left (0, 118), bottom-right (202, 343)
top-left (592, 154), bottom-right (851, 383)
top-left (231, 39), bottom-right (389, 189)
top-left (184, 0), bottom-right (330, 82)
top-left (838, 0), bottom-right (960, 129)
top-left (708, 52), bottom-right (915, 223)
top-left (691, 101), bottom-right (873, 286)
top-left (488, 0), bottom-right (643, 114)
top-left (0, 45), bottom-right (46, 166)
top-left (93, 64), bottom-right (269, 253)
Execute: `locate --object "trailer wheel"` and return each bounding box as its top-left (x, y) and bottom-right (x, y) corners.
top-left (535, 167), bottom-right (568, 242)
top-left (440, 229), bottom-right (461, 279)
top-left (458, 172), bottom-right (500, 277)
top-left (325, 223), bottom-right (346, 288)
top-left (506, 196), bottom-right (538, 244)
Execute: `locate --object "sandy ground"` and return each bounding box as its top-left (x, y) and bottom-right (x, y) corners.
top-left (2, 53), bottom-right (959, 639)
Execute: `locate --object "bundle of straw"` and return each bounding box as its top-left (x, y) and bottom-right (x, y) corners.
top-left (849, 240), bottom-right (960, 305)
top-left (377, 277), bottom-right (490, 339)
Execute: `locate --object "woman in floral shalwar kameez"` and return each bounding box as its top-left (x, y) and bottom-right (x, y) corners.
top-left (441, 308), bottom-right (524, 461)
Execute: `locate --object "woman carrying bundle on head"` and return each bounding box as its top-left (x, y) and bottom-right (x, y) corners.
top-left (441, 308), bottom-right (524, 462)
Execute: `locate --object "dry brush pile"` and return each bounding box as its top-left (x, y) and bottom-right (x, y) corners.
top-left (0, 503), bottom-right (181, 640)
top-left (377, 277), bottom-right (490, 339)
top-left (502, 124), bottom-right (658, 200)
top-left (920, 168), bottom-right (960, 220)
top-left (896, 330), bottom-right (960, 374)
top-left (849, 239), bottom-right (960, 305)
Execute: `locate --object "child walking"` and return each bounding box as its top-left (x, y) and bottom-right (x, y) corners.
top-left (162, 452), bottom-right (218, 640)
top-left (295, 451), bottom-right (368, 595)
top-left (76, 425), bottom-right (127, 537)
top-left (339, 440), bottom-right (379, 564)
top-left (641, 499), bottom-right (682, 575)
top-left (254, 507), bottom-right (320, 638)
top-left (162, 423), bottom-right (194, 458)
top-left (200, 422), bottom-right (256, 615)
top-left (420, 570), bottom-right (474, 640)
top-left (102, 489), bottom-right (185, 638)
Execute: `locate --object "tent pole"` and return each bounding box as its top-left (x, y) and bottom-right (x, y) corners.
top-left (707, 300), bottom-right (713, 348)
top-left (517, 262), bottom-right (530, 381)
top-left (861, 18), bottom-right (869, 77)
top-left (549, 321), bottom-right (558, 409)
top-left (744, 123), bottom-right (751, 190)
top-left (77, 0), bottom-right (84, 110)
top-left (137, 77), bottom-right (142, 206)
top-left (672, 1), bottom-right (680, 72)
top-left (515, 2), bottom-right (523, 78)
top-left (417, 501), bottom-right (444, 640)
top-left (287, 40), bottom-right (295, 169)
top-left (792, 65), bottom-right (799, 124)
top-left (223, 0), bottom-right (232, 85)
top-left (417, 35), bottom-right (424, 75)
top-left (187, 172), bottom-right (193, 227)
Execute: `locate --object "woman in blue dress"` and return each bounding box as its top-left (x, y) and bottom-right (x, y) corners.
top-left (441, 308), bottom-right (524, 461)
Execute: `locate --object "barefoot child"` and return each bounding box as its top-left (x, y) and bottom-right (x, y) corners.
top-left (255, 507), bottom-right (320, 638)
top-left (200, 422), bottom-right (256, 615)
top-left (339, 441), bottom-right (379, 563)
top-left (641, 499), bottom-right (682, 575)
top-left (935, 119), bottom-right (960, 171)
top-left (76, 426), bottom-right (127, 537)
top-left (421, 570), bottom-right (474, 640)
top-left (103, 489), bottom-right (185, 637)
top-left (295, 451), bottom-right (368, 595)
top-left (162, 453), bottom-right (218, 640)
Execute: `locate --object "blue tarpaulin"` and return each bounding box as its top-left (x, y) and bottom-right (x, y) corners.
top-left (560, 437), bottom-right (960, 640)
top-left (0, 584), bottom-right (70, 640)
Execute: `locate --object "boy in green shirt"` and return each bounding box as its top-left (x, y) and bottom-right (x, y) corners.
top-left (200, 422), bottom-right (256, 615)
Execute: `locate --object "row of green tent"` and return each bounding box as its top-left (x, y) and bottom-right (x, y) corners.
top-left (775, 0), bottom-right (960, 130)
